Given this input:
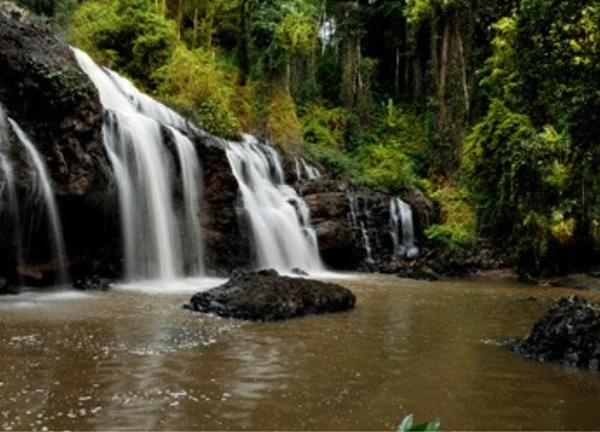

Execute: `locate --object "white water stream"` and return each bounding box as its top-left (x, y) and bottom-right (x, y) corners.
top-left (74, 48), bottom-right (204, 281)
top-left (226, 136), bottom-right (323, 272)
top-left (0, 103), bottom-right (69, 282)
top-left (390, 197), bottom-right (418, 258)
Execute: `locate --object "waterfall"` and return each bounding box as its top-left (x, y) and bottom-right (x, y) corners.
top-left (302, 159), bottom-right (321, 180)
top-left (0, 110), bottom-right (20, 266)
top-left (294, 157), bottom-right (321, 182)
top-left (169, 126), bottom-right (204, 275)
top-left (226, 136), bottom-right (323, 272)
top-left (347, 195), bottom-right (374, 263)
top-left (73, 48), bottom-right (205, 280)
top-left (0, 153), bottom-right (24, 273)
top-left (0, 104), bottom-right (69, 282)
top-left (390, 198), bottom-right (419, 259)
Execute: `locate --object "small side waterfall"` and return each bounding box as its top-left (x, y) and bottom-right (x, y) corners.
top-left (347, 195), bottom-right (374, 263)
top-left (390, 197), bottom-right (419, 259)
top-left (74, 48), bottom-right (205, 281)
top-left (294, 157), bottom-right (321, 182)
top-left (0, 153), bottom-right (24, 270)
top-left (0, 104), bottom-right (68, 282)
top-left (226, 136), bottom-right (323, 272)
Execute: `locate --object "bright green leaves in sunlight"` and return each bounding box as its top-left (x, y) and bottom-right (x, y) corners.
top-left (275, 9), bottom-right (317, 57)
top-left (397, 414), bottom-right (441, 432)
top-left (464, 100), bottom-right (575, 270)
top-left (154, 46), bottom-right (241, 138)
top-left (469, 0), bottom-right (600, 272)
top-left (71, 0), bottom-right (178, 90)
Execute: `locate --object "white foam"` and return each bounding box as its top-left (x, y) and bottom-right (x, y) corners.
top-left (0, 290), bottom-right (90, 309)
top-left (114, 277), bottom-right (227, 294)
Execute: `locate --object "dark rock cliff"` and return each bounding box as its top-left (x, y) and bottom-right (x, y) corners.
top-left (297, 176), bottom-right (436, 270)
top-left (0, 3), bottom-right (113, 285)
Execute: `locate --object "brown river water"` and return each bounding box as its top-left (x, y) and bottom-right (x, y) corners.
top-left (1, 273), bottom-right (600, 431)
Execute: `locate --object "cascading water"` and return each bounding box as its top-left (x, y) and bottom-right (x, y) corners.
top-left (347, 195), bottom-right (374, 263)
top-left (0, 104), bottom-right (68, 282)
top-left (74, 48), bottom-right (205, 280)
top-left (294, 157), bottom-right (321, 182)
top-left (170, 126), bottom-right (204, 275)
top-left (0, 135), bottom-right (24, 272)
top-left (390, 197), bottom-right (419, 259)
top-left (226, 136), bottom-right (323, 272)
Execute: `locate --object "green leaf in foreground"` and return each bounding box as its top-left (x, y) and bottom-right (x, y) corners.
top-left (397, 414), bottom-right (441, 432)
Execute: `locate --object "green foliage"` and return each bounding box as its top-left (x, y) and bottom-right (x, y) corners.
top-left (397, 414), bottom-right (441, 432)
top-left (464, 100), bottom-right (575, 271)
top-left (469, 0), bottom-right (600, 272)
top-left (425, 186), bottom-right (476, 251)
top-left (71, 0), bottom-right (178, 90)
top-left (265, 90), bottom-right (303, 152)
top-left (514, 0), bottom-right (600, 136)
top-left (301, 103), bottom-right (348, 151)
top-left (275, 9), bottom-right (317, 57)
top-left (349, 102), bottom-right (426, 191)
top-left (155, 45), bottom-right (241, 138)
top-left (301, 101), bottom-right (426, 190)
top-left (300, 103), bottom-right (357, 176)
top-left (249, 0), bottom-right (318, 76)
top-left (356, 144), bottom-right (418, 191)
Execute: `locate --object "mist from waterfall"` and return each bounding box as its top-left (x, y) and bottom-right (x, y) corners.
top-left (390, 197), bottom-right (419, 259)
top-left (226, 136), bottom-right (323, 272)
top-left (73, 48), bottom-right (204, 281)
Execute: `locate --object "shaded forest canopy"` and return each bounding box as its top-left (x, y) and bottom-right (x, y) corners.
top-left (10, 0), bottom-right (600, 276)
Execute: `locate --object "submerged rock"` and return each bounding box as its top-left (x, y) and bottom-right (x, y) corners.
top-left (73, 276), bottom-right (111, 291)
top-left (291, 267), bottom-right (309, 276)
top-left (512, 296), bottom-right (600, 369)
top-left (549, 274), bottom-right (600, 292)
top-left (396, 263), bottom-right (440, 282)
top-left (0, 277), bottom-right (19, 295)
top-left (186, 271), bottom-right (356, 321)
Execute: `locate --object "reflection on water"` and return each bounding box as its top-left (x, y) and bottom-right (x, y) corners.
top-left (1, 274), bottom-right (600, 430)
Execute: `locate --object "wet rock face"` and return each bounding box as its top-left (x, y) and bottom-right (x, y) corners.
top-left (0, 277), bottom-right (19, 295)
top-left (512, 296), bottom-right (600, 370)
top-left (186, 270), bottom-right (356, 321)
top-left (192, 133), bottom-right (249, 275)
top-left (0, 4), bottom-right (109, 196)
top-left (0, 4), bottom-right (115, 282)
top-left (297, 177), bottom-right (436, 270)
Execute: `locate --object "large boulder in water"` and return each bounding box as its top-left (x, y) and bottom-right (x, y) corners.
top-left (186, 270), bottom-right (356, 321)
top-left (512, 296), bottom-right (600, 369)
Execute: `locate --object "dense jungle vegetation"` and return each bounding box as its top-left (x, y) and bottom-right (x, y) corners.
top-left (12, 0), bottom-right (600, 276)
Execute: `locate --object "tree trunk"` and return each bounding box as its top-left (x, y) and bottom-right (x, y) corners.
top-left (238, 0), bottom-right (250, 86)
top-left (176, 0), bottom-right (183, 41)
top-left (206, 12), bottom-right (214, 48)
top-left (192, 8), bottom-right (199, 49)
top-left (457, 32), bottom-right (470, 120)
top-left (286, 61), bottom-right (291, 93)
top-left (438, 17), bottom-right (452, 130)
top-left (430, 20), bottom-right (438, 102)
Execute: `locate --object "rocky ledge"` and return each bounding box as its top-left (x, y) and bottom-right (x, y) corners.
top-left (512, 296), bottom-right (600, 369)
top-left (185, 270), bottom-right (356, 321)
